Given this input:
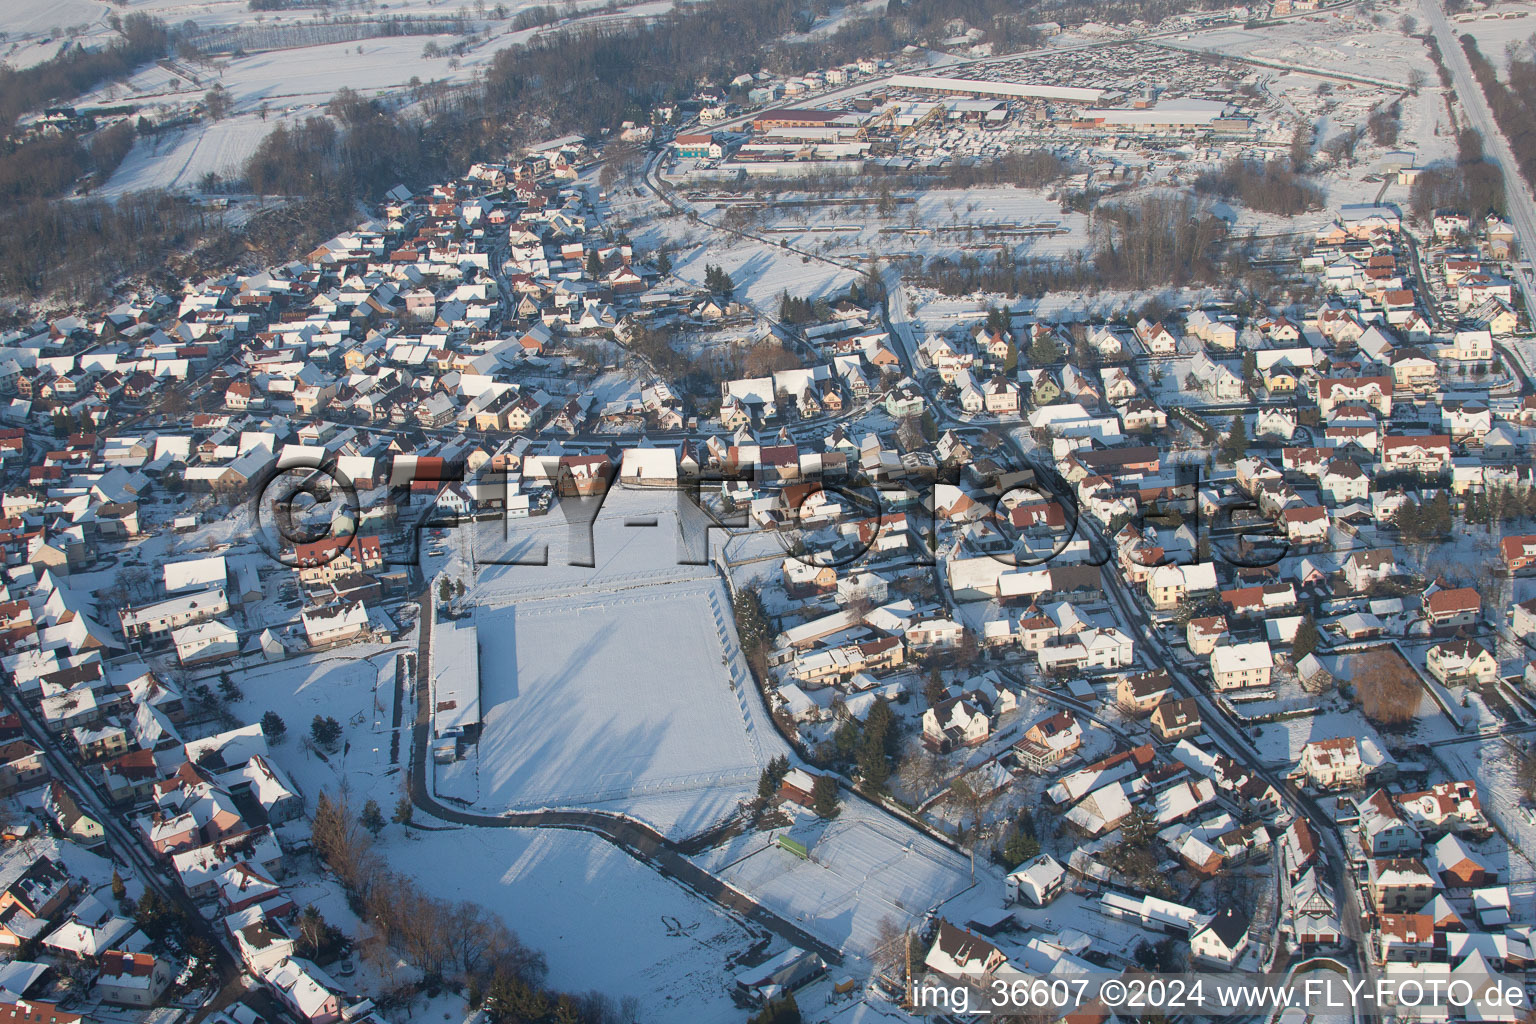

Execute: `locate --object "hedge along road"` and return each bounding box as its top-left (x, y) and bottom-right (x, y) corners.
top-left (402, 590), bottom-right (845, 966)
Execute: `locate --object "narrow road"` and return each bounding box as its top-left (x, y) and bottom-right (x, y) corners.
top-left (401, 600), bottom-right (844, 965)
top-left (0, 689), bottom-right (242, 990)
top-left (1422, 0), bottom-right (1536, 326)
top-left (996, 439), bottom-right (1375, 991)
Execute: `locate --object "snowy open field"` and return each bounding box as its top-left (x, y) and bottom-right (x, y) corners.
top-left (386, 825), bottom-right (757, 1023)
top-left (0, 0), bottom-right (674, 68)
top-left (0, 0), bottom-right (108, 41)
top-left (697, 801), bottom-right (976, 958)
top-left (101, 113), bottom-right (282, 194)
top-left (444, 579), bottom-right (773, 833)
top-left (713, 186), bottom-right (1092, 270)
top-left (439, 487), bottom-right (789, 838)
top-left (1168, 11), bottom-right (1427, 87)
top-left (669, 235), bottom-right (864, 310)
top-left (7, 0), bottom-right (673, 191)
top-left (1452, 4), bottom-right (1536, 78)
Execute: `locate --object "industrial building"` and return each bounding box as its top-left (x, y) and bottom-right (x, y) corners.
top-left (886, 73), bottom-right (1106, 104)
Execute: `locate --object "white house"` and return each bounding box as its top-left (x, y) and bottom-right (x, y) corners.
top-left (300, 602), bottom-right (369, 648)
top-left (1426, 638), bottom-right (1497, 687)
top-left (1210, 641), bottom-right (1272, 691)
top-left (1298, 736), bottom-right (1370, 789)
top-left (1190, 904), bottom-right (1250, 966)
top-left (1007, 854), bottom-right (1067, 906)
top-left (162, 555), bottom-right (228, 594)
top-left (95, 950), bottom-right (174, 1006)
top-left (263, 958), bottom-right (342, 1024)
top-left (171, 620), bottom-right (239, 666)
top-left (923, 697), bottom-right (990, 751)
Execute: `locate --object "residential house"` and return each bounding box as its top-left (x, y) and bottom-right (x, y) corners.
top-left (1116, 669), bottom-right (1174, 717)
top-left (922, 698), bottom-right (990, 752)
top-left (1424, 587), bottom-right (1480, 628)
top-left (95, 950), bottom-right (173, 1006)
top-left (1006, 854), bottom-right (1067, 907)
top-left (1015, 710), bottom-right (1083, 772)
top-left (1150, 698), bottom-right (1203, 742)
top-left (1297, 737), bottom-right (1370, 790)
top-left (1368, 858), bottom-right (1437, 913)
top-left (1210, 641), bottom-right (1272, 691)
top-left (1190, 904), bottom-right (1250, 966)
top-left (1426, 638), bottom-right (1497, 686)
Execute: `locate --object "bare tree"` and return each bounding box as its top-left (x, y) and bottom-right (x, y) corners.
top-left (1353, 649), bottom-right (1422, 725)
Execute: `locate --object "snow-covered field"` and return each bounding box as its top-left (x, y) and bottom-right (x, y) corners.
top-left (394, 824), bottom-right (757, 1023)
top-left (446, 580), bottom-right (773, 832)
top-left (8, 0), bottom-right (671, 191)
top-left (669, 236), bottom-right (864, 310)
top-left (696, 801), bottom-right (976, 958)
top-left (693, 187), bottom-right (1091, 272)
top-left (438, 487), bottom-right (790, 838)
top-left (201, 33), bottom-right (480, 109)
top-left (0, 0), bottom-right (107, 42)
top-left (1170, 11), bottom-right (1428, 87)
top-left (1452, 4), bottom-right (1536, 78)
top-left (0, 0), bottom-right (669, 69)
top-left (101, 113), bottom-right (281, 195)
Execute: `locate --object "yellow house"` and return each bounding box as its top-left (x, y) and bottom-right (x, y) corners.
top-left (1262, 366), bottom-right (1299, 393)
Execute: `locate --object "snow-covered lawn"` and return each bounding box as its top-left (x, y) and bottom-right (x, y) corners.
top-left (1250, 708), bottom-right (1389, 767)
top-left (1435, 736), bottom-right (1536, 888)
top-left (393, 824), bottom-right (756, 1023)
top-left (696, 801), bottom-right (975, 958)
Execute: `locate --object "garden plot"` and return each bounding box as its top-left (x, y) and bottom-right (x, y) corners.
top-left (697, 801), bottom-right (975, 958)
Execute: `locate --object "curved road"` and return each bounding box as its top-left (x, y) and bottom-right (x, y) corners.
top-left (401, 592), bottom-right (844, 966)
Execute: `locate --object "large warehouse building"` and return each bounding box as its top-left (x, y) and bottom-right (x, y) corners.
top-left (886, 74), bottom-right (1106, 104)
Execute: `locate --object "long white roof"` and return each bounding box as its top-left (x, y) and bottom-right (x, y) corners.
top-left (887, 73), bottom-right (1104, 103)
top-left (433, 613), bottom-right (481, 736)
